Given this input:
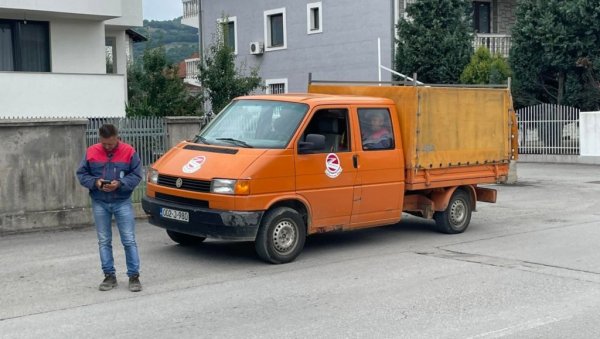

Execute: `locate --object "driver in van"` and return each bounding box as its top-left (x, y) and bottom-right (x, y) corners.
top-left (362, 111), bottom-right (392, 149)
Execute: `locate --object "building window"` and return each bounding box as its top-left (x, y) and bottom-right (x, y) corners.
top-left (473, 1), bottom-right (491, 33)
top-left (265, 78), bottom-right (288, 94)
top-left (307, 2), bottom-right (322, 34)
top-left (105, 37), bottom-right (117, 74)
top-left (264, 8), bottom-right (287, 51)
top-left (0, 19), bottom-right (50, 72)
top-left (217, 16), bottom-right (237, 54)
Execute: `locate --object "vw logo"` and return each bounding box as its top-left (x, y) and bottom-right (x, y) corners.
top-left (175, 178), bottom-right (183, 188)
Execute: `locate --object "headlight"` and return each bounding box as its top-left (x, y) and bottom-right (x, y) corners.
top-left (211, 179), bottom-right (236, 194)
top-left (211, 179), bottom-right (250, 195)
top-left (148, 169), bottom-right (159, 184)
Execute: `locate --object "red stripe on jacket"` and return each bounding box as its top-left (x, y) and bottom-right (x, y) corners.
top-left (87, 142), bottom-right (135, 163)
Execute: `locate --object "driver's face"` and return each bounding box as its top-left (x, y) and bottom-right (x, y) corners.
top-left (100, 136), bottom-right (119, 152)
top-left (371, 115), bottom-right (384, 130)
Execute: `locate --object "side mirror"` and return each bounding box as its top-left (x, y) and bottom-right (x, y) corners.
top-left (298, 134), bottom-right (325, 154)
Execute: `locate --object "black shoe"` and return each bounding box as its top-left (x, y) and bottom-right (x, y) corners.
top-left (129, 274), bottom-right (142, 292)
top-left (99, 274), bottom-right (117, 291)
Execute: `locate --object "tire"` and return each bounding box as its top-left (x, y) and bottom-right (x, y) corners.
top-left (434, 189), bottom-right (472, 234)
top-left (166, 230), bottom-right (206, 246)
top-left (255, 207), bottom-right (306, 264)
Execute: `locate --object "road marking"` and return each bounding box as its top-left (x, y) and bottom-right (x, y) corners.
top-left (468, 316), bottom-right (571, 338)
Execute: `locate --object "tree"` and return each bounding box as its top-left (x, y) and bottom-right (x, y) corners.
top-left (199, 25), bottom-right (262, 114)
top-left (460, 46), bottom-right (511, 84)
top-left (126, 47), bottom-right (202, 117)
top-left (510, 0), bottom-right (600, 110)
top-left (395, 0), bottom-right (473, 84)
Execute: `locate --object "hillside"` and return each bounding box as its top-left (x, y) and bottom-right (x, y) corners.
top-left (133, 17), bottom-right (199, 65)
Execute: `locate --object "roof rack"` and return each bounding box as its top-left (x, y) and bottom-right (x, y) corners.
top-left (308, 73), bottom-right (511, 89)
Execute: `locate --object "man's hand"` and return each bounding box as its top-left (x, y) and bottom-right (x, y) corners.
top-left (96, 179), bottom-right (120, 192)
top-left (102, 180), bottom-right (120, 192)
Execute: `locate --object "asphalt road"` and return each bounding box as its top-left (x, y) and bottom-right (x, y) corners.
top-left (1, 162), bottom-right (600, 339)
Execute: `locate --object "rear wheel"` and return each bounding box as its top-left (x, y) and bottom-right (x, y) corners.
top-left (255, 207), bottom-right (306, 264)
top-left (166, 230), bottom-right (206, 246)
top-left (434, 189), bottom-right (472, 234)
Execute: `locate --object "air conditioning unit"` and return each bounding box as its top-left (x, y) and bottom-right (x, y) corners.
top-left (249, 41), bottom-right (264, 55)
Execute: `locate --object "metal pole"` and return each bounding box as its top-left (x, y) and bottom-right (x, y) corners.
top-left (197, 0), bottom-right (204, 71)
top-left (377, 38), bottom-right (382, 85)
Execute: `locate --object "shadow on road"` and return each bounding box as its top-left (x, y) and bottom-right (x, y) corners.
top-left (151, 216), bottom-right (438, 263)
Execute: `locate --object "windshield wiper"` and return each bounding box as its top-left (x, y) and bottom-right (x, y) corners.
top-left (216, 138), bottom-right (253, 148)
top-left (196, 135), bottom-right (211, 145)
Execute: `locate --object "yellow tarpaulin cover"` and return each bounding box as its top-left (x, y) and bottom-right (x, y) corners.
top-left (309, 84), bottom-right (514, 170)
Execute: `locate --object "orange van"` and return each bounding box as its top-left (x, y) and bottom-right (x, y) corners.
top-left (142, 83), bottom-right (517, 264)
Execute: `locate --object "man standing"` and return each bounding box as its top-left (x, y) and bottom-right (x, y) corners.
top-left (76, 124), bottom-right (143, 292)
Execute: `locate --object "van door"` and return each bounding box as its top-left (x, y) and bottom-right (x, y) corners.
top-left (294, 106), bottom-right (357, 232)
top-left (350, 106), bottom-right (404, 227)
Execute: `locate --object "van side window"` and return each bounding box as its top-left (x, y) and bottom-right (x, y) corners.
top-left (299, 108), bottom-right (350, 153)
top-left (358, 108), bottom-right (394, 150)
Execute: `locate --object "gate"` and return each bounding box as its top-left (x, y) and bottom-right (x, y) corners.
top-left (517, 104), bottom-right (580, 155)
top-left (86, 117), bottom-right (167, 202)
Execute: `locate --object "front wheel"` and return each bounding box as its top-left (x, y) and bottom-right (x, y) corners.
top-left (434, 189), bottom-right (472, 234)
top-left (255, 207), bottom-right (306, 264)
top-left (166, 230), bottom-right (206, 246)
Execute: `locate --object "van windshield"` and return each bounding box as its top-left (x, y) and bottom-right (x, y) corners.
top-left (196, 100), bottom-right (308, 149)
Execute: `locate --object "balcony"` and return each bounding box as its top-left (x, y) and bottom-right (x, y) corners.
top-left (0, 72), bottom-right (126, 118)
top-left (184, 58), bottom-right (201, 86)
top-left (474, 34), bottom-right (512, 58)
top-left (181, 0), bottom-right (199, 28)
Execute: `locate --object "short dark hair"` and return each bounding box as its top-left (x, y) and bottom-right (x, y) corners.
top-left (99, 124), bottom-right (118, 138)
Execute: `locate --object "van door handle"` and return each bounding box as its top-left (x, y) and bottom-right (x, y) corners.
top-left (353, 154), bottom-right (358, 168)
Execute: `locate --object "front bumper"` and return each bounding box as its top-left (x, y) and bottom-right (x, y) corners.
top-left (141, 196), bottom-right (263, 241)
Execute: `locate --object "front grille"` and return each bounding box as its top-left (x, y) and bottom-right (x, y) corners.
top-left (158, 174), bottom-right (211, 192)
top-left (155, 192), bottom-right (209, 208)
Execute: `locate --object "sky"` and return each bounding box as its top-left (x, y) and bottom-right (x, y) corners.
top-left (143, 0), bottom-right (182, 21)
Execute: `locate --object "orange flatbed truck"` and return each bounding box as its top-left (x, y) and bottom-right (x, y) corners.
top-left (142, 82), bottom-right (518, 264)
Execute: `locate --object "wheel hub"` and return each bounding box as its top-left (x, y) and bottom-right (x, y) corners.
top-left (272, 220), bottom-right (297, 254)
top-left (449, 199), bottom-right (467, 226)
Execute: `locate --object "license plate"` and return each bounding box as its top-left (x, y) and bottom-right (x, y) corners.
top-left (160, 207), bottom-right (189, 222)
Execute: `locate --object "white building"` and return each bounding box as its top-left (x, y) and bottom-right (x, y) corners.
top-left (0, 0), bottom-right (143, 118)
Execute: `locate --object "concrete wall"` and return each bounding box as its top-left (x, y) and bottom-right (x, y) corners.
top-left (165, 116), bottom-right (203, 148)
top-left (201, 0), bottom-right (395, 93)
top-left (580, 112), bottom-right (600, 157)
top-left (0, 117), bottom-right (202, 234)
top-left (0, 0), bottom-right (121, 20)
top-left (0, 72), bottom-right (126, 117)
top-left (51, 19), bottom-right (106, 74)
top-left (0, 119), bottom-right (91, 233)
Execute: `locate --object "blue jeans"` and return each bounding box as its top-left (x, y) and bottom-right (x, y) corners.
top-left (92, 199), bottom-right (140, 277)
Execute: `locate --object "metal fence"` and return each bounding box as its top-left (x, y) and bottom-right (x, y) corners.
top-left (517, 104), bottom-right (580, 155)
top-left (86, 117), bottom-right (167, 202)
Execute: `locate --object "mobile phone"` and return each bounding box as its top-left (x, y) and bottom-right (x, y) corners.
top-left (100, 180), bottom-right (111, 187)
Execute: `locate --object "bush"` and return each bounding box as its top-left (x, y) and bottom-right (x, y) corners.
top-left (460, 46), bottom-right (511, 84)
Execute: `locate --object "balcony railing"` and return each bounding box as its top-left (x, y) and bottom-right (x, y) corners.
top-left (474, 34), bottom-right (512, 58)
top-left (184, 58), bottom-right (201, 86)
top-left (182, 0), bottom-right (198, 19)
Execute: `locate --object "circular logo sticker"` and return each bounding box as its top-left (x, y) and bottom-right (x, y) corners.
top-left (325, 153), bottom-right (342, 178)
top-left (182, 156), bottom-right (206, 174)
